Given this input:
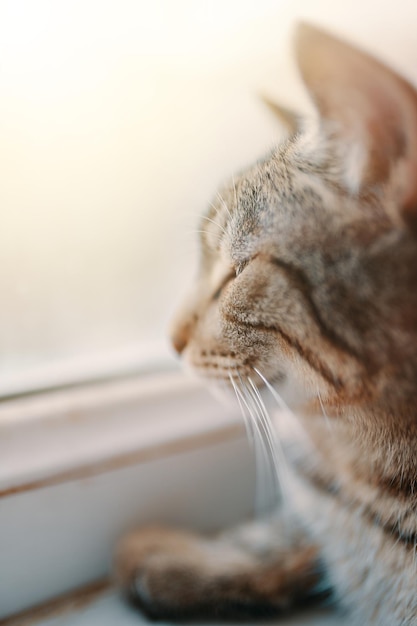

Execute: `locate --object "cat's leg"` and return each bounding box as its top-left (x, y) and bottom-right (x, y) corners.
top-left (114, 515), bottom-right (327, 619)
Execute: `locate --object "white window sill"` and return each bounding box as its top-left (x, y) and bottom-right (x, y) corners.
top-left (3, 587), bottom-right (343, 625)
top-left (0, 371), bottom-right (243, 493)
top-left (1, 372), bottom-right (343, 624)
top-left (1, 372), bottom-right (254, 618)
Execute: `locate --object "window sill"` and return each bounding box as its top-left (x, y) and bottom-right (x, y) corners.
top-left (1, 585), bottom-right (343, 626)
top-left (1, 372), bottom-right (255, 618)
top-left (1, 371), bottom-right (245, 495)
top-left (1, 372), bottom-right (343, 625)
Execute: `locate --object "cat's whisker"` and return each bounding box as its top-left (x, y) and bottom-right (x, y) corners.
top-left (207, 201), bottom-right (222, 222)
top-left (233, 376), bottom-right (270, 480)
top-left (247, 376), bottom-right (291, 503)
top-left (186, 229), bottom-right (216, 238)
top-left (232, 370), bottom-right (279, 515)
top-left (253, 367), bottom-right (288, 411)
top-left (200, 215), bottom-right (228, 237)
top-left (190, 229), bottom-right (224, 246)
top-left (216, 191), bottom-right (233, 222)
top-left (187, 224), bottom-right (225, 249)
top-left (235, 373), bottom-right (269, 458)
top-left (247, 378), bottom-right (282, 459)
top-left (253, 367), bottom-right (309, 444)
top-left (208, 200), bottom-right (231, 225)
top-left (245, 381), bottom-right (278, 477)
top-left (317, 388), bottom-right (332, 431)
top-left (237, 372), bottom-right (281, 514)
top-left (232, 176), bottom-right (237, 210)
top-left (246, 377), bottom-right (278, 459)
top-left (228, 372), bottom-right (254, 445)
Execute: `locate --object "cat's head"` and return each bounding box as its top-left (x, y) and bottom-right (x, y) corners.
top-left (170, 24), bottom-right (417, 409)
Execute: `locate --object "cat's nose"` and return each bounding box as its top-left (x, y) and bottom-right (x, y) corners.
top-left (171, 327), bottom-right (188, 355)
top-left (170, 311), bottom-right (197, 355)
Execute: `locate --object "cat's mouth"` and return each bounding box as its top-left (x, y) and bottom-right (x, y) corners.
top-left (191, 349), bottom-right (250, 377)
top-left (186, 347), bottom-right (286, 388)
top-left (186, 348), bottom-right (310, 426)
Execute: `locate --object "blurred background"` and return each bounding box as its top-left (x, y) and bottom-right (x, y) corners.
top-left (1, 0), bottom-right (416, 394)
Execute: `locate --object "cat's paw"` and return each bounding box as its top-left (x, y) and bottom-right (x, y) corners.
top-left (114, 525), bottom-right (323, 620)
top-left (114, 526), bottom-right (216, 619)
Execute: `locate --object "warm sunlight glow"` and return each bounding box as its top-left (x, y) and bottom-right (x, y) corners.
top-left (1, 0), bottom-right (416, 383)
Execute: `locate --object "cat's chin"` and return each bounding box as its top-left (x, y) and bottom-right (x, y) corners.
top-left (185, 365), bottom-right (310, 428)
top-left (184, 359), bottom-right (283, 388)
top-left (179, 344), bottom-right (312, 413)
top-left (183, 358), bottom-right (299, 405)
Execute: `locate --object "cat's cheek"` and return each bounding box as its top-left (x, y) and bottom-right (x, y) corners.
top-left (179, 301), bottom-right (235, 377)
top-left (220, 266), bottom-right (270, 328)
top-left (219, 315), bottom-right (290, 382)
top-left (177, 299), bottom-right (278, 383)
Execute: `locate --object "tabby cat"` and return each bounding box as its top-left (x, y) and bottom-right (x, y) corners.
top-left (116, 24), bottom-right (417, 625)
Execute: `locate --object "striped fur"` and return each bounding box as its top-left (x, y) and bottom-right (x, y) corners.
top-left (116, 24), bottom-right (417, 624)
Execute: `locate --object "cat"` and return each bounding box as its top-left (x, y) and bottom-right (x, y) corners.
top-left (115, 23), bottom-right (417, 625)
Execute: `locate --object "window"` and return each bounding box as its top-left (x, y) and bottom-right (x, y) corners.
top-left (0, 0), bottom-right (288, 395)
top-left (1, 0), bottom-right (416, 620)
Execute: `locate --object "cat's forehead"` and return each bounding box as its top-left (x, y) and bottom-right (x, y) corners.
top-left (199, 135), bottom-right (362, 274)
top-left (228, 150), bottom-right (332, 243)
top-left (228, 140), bottom-right (331, 220)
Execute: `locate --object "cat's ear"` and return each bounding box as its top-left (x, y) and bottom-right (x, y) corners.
top-left (260, 94), bottom-right (299, 135)
top-left (295, 22), bottom-right (417, 219)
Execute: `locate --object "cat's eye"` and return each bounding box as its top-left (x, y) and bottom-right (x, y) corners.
top-left (235, 260), bottom-right (249, 277)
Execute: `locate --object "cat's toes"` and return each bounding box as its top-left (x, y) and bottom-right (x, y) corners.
top-left (114, 525), bottom-right (323, 620)
top-left (114, 526), bottom-right (209, 619)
